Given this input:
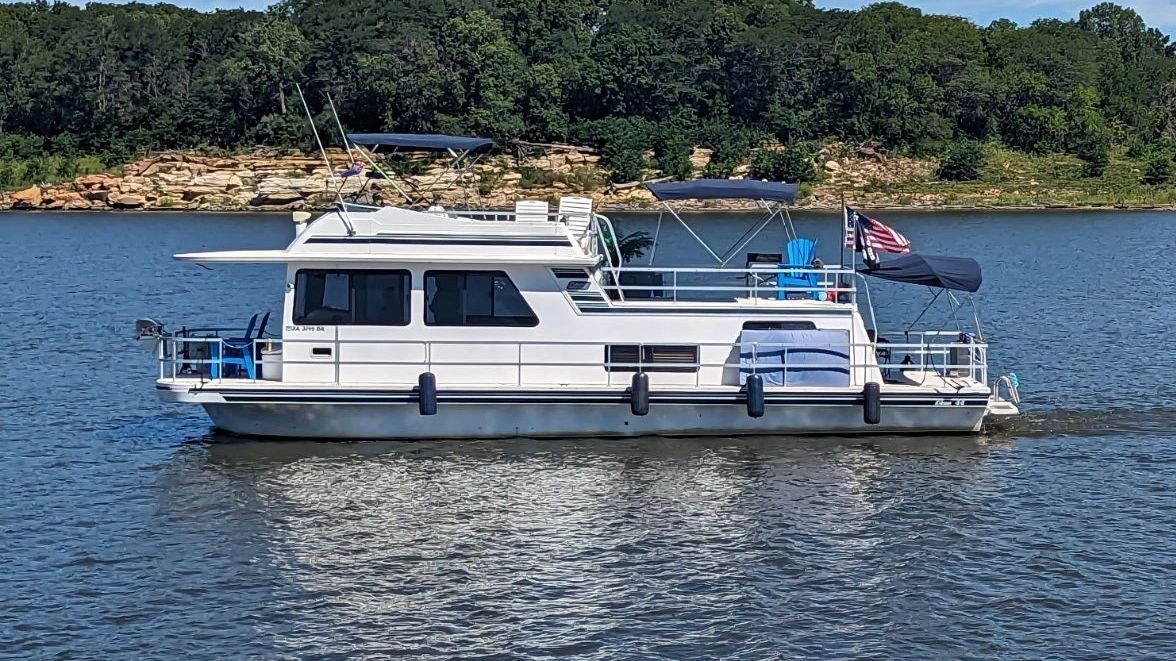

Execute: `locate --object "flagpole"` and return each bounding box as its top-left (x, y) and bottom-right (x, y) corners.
top-left (839, 193), bottom-right (847, 269)
top-left (848, 202), bottom-right (857, 273)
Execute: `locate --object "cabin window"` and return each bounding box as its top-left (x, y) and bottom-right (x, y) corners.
top-left (424, 270), bottom-right (538, 327)
top-left (293, 269), bottom-right (410, 326)
top-left (605, 345), bottom-right (700, 372)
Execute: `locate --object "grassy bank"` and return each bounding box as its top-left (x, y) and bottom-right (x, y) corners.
top-left (856, 146), bottom-right (1176, 208)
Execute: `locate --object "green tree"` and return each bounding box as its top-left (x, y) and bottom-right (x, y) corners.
top-left (234, 14), bottom-right (309, 116)
top-left (0, 0), bottom-right (1173, 181)
top-left (749, 143), bottom-right (817, 182)
top-left (937, 140), bottom-right (986, 181)
top-left (440, 10), bottom-right (527, 139)
top-left (1007, 105), bottom-right (1069, 154)
top-left (1067, 87), bottom-right (1111, 177)
top-left (577, 117), bottom-right (653, 183)
top-left (1141, 150), bottom-right (1173, 185)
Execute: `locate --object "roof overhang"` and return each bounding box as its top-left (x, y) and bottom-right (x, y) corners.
top-left (174, 250), bottom-right (600, 266)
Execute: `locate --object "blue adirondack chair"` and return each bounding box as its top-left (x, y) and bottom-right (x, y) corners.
top-left (777, 238), bottom-right (821, 300)
top-left (211, 312), bottom-right (268, 379)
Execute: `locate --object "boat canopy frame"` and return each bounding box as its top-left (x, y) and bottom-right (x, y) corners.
top-left (346, 132), bottom-right (495, 208)
top-left (858, 254), bottom-right (986, 340)
top-left (645, 179), bottom-right (801, 266)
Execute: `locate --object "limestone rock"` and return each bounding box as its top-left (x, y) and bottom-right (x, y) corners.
top-left (75, 174), bottom-right (111, 189)
top-left (10, 186), bottom-right (42, 208)
top-left (824, 160), bottom-right (841, 172)
top-left (690, 147), bottom-right (712, 170)
top-left (251, 189), bottom-right (307, 206)
top-left (109, 192), bottom-right (147, 208)
top-left (180, 186), bottom-right (224, 201)
top-left (118, 177), bottom-right (147, 194)
top-left (43, 190), bottom-right (88, 211)
top-left (193, 171), bottom-right (243, 190)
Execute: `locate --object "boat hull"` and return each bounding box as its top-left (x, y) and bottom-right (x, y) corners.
top-left (199, 401), bottom-right (987, 439)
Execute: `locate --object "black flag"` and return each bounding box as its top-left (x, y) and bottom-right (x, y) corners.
top-left (850, 208), bottom-right (879, 269)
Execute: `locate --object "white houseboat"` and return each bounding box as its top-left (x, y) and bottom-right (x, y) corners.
top-left (140, 144), bottom-right (1019, 439)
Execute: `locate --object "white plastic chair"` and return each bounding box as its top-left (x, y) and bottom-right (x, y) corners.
top-left (558, 196), bottom-right (594, 249)
top-left (514, 200), bottom-right (549, 223)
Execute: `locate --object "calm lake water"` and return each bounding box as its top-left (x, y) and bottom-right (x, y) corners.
top-left (2, 209), bottom-right (1175, 658)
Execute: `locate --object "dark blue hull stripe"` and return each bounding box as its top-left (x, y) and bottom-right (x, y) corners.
top-left (185, 387), bottom-right (986, 407)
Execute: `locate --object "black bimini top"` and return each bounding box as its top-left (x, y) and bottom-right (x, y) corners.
top-left (647, 179), bottom-right (798, 203)
top-left (858, 254), bottom-right (982, 292)
top-left (346, 133), bottom-right (495, 153)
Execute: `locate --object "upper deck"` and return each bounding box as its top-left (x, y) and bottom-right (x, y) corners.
top-left (172, 201), bottom-right (873, 310)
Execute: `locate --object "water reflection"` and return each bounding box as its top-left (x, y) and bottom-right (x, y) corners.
top-left (148, 434), bottom-right (1007, 655)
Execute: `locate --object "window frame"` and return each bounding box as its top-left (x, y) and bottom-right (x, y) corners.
top-left (423, 269), bottom-right (539, 327)
top-left (741, 321), bottom-right (817, 331)
top-left (292, 268), bottom-right (412, 327)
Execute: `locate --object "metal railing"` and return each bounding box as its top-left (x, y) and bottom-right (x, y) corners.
top-left (597, 265), bottom-right (859, 303)
top-left (156, 333), bottom-right (988, 387)
top-left (441, 209), bottom-right (556, 223)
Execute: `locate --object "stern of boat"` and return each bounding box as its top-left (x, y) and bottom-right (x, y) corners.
top-left (987, 372), bottom-right (1022, 417)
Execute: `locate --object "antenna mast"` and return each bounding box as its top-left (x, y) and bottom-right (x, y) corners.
top-left (296, 83), bottom-right (355, 236)
top-left (325, 93), bottom-right (412, 205)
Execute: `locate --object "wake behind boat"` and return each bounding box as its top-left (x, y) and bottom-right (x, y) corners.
top-left (138, 133), bottom-right (1020, 439)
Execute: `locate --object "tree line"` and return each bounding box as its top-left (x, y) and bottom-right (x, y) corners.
top-left (0, 0), bottom-right (1175, 186)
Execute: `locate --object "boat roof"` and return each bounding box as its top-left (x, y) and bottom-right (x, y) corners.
top-left (346, 133), bottom-right (494, 153)
top-left (175, 205), bottom-right (597, 266)
top-left (647, 179), bottom-right (798, 203)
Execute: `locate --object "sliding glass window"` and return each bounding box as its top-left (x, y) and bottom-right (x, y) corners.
top-left (293, 270), bottom-right (411, 325)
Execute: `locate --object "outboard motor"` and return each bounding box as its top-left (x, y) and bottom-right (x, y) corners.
top-left (134, 318), bottom-right (170, 357)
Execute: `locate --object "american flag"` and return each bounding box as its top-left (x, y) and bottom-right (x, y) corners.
top-left (844, 206), bottom-right (911, 255)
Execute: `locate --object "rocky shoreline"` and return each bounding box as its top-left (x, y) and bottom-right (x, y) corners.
top-left (2, 145), bottom-right (1173, 213)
